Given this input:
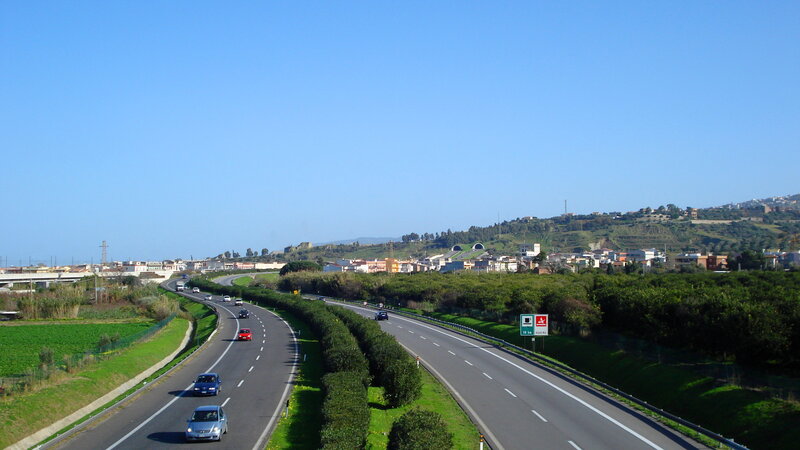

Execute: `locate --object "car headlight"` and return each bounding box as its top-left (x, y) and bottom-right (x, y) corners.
top-left (212, 426), bottom-right (220, 432)
top-left (187, 427), bottom-right (192, 432)
top-left (209, 387), bottom-right (215, 390)
top-left (194, 387), bottom-right (199, 390)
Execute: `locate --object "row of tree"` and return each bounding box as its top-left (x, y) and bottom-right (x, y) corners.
top-left (277, 270), bottom-right (800, 368)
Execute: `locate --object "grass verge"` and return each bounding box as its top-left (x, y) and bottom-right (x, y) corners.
top-left (233, 276), bottom-right (253, 286)
top-left (365, 367), bottom-right (480, 449)
top-left (0, 317), bottom-right (189, 448)
top-left (266, 309), bottom-right (323, 450)
top-left (425, 312), bottom-right (800, 450)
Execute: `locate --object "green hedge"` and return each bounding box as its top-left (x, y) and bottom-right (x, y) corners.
top-left (388, 408), bottom-right (453, 450)
top-left (327, 306), bottom-right (421, 407)
top-left (320, 372), bottom-right (370, 449)
top-left (188, 278), bottom-right (371, 446)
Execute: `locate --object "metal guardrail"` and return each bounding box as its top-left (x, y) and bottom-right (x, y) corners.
top-left (330, 297), bottom-right (749, 450)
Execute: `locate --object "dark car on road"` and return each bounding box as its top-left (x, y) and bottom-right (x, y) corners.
top-left (192, 373), bottom-right (221, 396)
top-left (374, 310), bottom-right (389, 321)
top-left (239, 309), bottom-right (249, 319)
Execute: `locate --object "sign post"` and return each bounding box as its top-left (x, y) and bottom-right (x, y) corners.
top-left (534, 314), bottom-right (548, 352)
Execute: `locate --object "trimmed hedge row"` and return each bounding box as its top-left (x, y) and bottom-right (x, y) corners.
top-left (321, 372), bottom-right (370, 449)
top-left (388, 408), bottom-right (453, 450)
top-left (327, 306), bottom-right (422, 407)
top-left (188, 278), bottom-right (370, 448)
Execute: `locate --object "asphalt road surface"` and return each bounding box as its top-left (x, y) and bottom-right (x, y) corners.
top-left (329, 300), bottom-right (707, 450)
top-left (52, 280), bottom-right (297, 450)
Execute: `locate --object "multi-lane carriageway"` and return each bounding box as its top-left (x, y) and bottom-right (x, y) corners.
top-left (327, 300), bottom-right (706, 450)
top-left (49, 276), bottom-right (705, 450)
top-left (51, 281), bottom-right (297, 450)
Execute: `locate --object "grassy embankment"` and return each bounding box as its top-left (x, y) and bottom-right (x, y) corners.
top-left (266, 306), bottom-right (478, 449)
top-left (0, 317), bottom-right (189, 448)
top-left (424, 312), bottom-right (800, 450)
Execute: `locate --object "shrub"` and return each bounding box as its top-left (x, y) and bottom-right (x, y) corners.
top-left (39, 347), bottom-right (54, 366)
top-left (381, 360), bottom-right (422, 407)
top-left (320, 372), bottom-right (370, 449)
top-left (388, 408), bottom-right (453, 450)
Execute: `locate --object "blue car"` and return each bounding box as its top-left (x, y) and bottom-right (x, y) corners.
top-left (192, 373), bottom-right (221, 396)
top-left (185, 405), bottom-right (228, 442)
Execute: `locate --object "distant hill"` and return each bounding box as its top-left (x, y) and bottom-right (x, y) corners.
top-left (318, 237), bottom-right (400, 246)
top-left (278, 194), bottom-right (800, 261)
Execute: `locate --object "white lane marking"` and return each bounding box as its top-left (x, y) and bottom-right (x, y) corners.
top-left (397, 325), bottom-right (403, 329)
top-left (408, 330), bottom-right (414, 334)
top-left (447, 350), bottom-right (455, 355)
top-left (433, 342), bottom-right (440, 347)
top-left (260, 346), bottom-right (264, 351)
top-left (420, 336), bottom-right (427, 340)
top-left (256, 355), bottom-right (261, 361)
top-left (248, 365), bottom-right (254, 372)
top-left (262, 340), bottom-right (265, 344)
top-left (375, 308), bottom-right (664, 450)
top-left (237, 380), bottom-right (244, 388)
top-left (504, 388), bottom-right (517, 398)
top-left (532, 410), bottom-right (547, 422)
top-left (221, 397), bottom-right (231, 407)
top-left (252, 308), bottom-right (300, 450)
top-left (465, 360), bottom-right (473, 366)
top-left (483, 372), bottom-right (493, 380)
top-left (107, 307), bottom-right (240, 450)
top-left (568, 441), bottom-right (582, 450)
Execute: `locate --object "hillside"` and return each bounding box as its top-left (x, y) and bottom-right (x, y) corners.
top-left (280, 195), bottom-right (800, 261)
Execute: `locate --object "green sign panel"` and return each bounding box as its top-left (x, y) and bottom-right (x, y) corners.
top-left (520, 314), bottom-right (534, 336)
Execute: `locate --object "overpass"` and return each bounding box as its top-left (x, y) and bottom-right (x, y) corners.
top-left (0, 272), bottom-right (92, 289)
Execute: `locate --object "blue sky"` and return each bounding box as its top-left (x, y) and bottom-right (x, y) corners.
top-left (1, 1), bottom-right (798, 265)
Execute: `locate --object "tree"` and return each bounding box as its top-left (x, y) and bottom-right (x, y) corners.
top-left (731, 250), bottom-right (766, 270)
top-left (261, 248), bottom-right (269, 256)
top-left (246, 248), bottom-right (254, 257)
top-left (279, 261), bottom-right (323, 276)
top-left (223, 251), bottom-right (231, 259)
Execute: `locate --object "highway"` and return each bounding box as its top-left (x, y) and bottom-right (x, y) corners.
top-left (327, 300), bottom-right (706, 450)
top-left (52, 279), bottom-right (297, 450)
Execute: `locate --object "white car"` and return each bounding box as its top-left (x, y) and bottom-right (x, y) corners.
top-left (192, 287), bottom-right (200, 293)
top-left (223, 295), bottom-right (231, 302)
top-left (234, 299), bottom-right (243, 306)
top-left (204, 294), bottom-right (213, 301)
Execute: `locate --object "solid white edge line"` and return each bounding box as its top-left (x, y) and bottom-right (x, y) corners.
top-left (237, 380), bottom-right (244, 388)
top-left (394, 342), bottom-right (505, 450)
top-left (568, 440), bottom-right (582, 450)
top-left (379, 307), bottom-right (664, 450)
top-left (107, 306), bottom-right (241, 450)
top-left (251, 309), bottom-right (299, 450)
top-left (504, 388), bottom-right (517, 398)
top-left (532, 410), bottom-right (547, 422)
top-left (221, 397), bottom-right (231, 407)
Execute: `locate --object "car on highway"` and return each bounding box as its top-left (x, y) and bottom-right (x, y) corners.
top-left (185, 405), bottom-right (228, 442)
top-left (192, 373), bottom-right (221, 396)
top-left (238, 328), bottom-right (252, 341)
top-left (374, 310), bottom-right (389, 321)
top-left (192, 287), bottom-right (200, 293)
top-left (204, 294), bottom-right (213, 301)
top-left (222, 295), bottom-right (231, 302)
top-left (238, 309), bottom-right (249, 319)
top-left (234, 298), bottom-right (243, 306)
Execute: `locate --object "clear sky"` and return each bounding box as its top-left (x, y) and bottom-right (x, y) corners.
top-left (1, 1), bottom-right (798, 265)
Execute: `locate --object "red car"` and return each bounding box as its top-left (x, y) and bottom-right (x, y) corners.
top-left (238, 328), bottom-right (252, 341)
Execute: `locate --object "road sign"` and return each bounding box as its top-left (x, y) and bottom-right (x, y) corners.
top-left (534, 314), bottom-right (549, 336)
top-left (520, 314), bottom-right (534, 336)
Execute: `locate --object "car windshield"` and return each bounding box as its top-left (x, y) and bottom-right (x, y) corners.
top-left (191, 410), bottom-right (219, 422)
top-left (196, 375), bottom-right (216, 383)
top-left (240, 329), bottom-right (250, 333)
